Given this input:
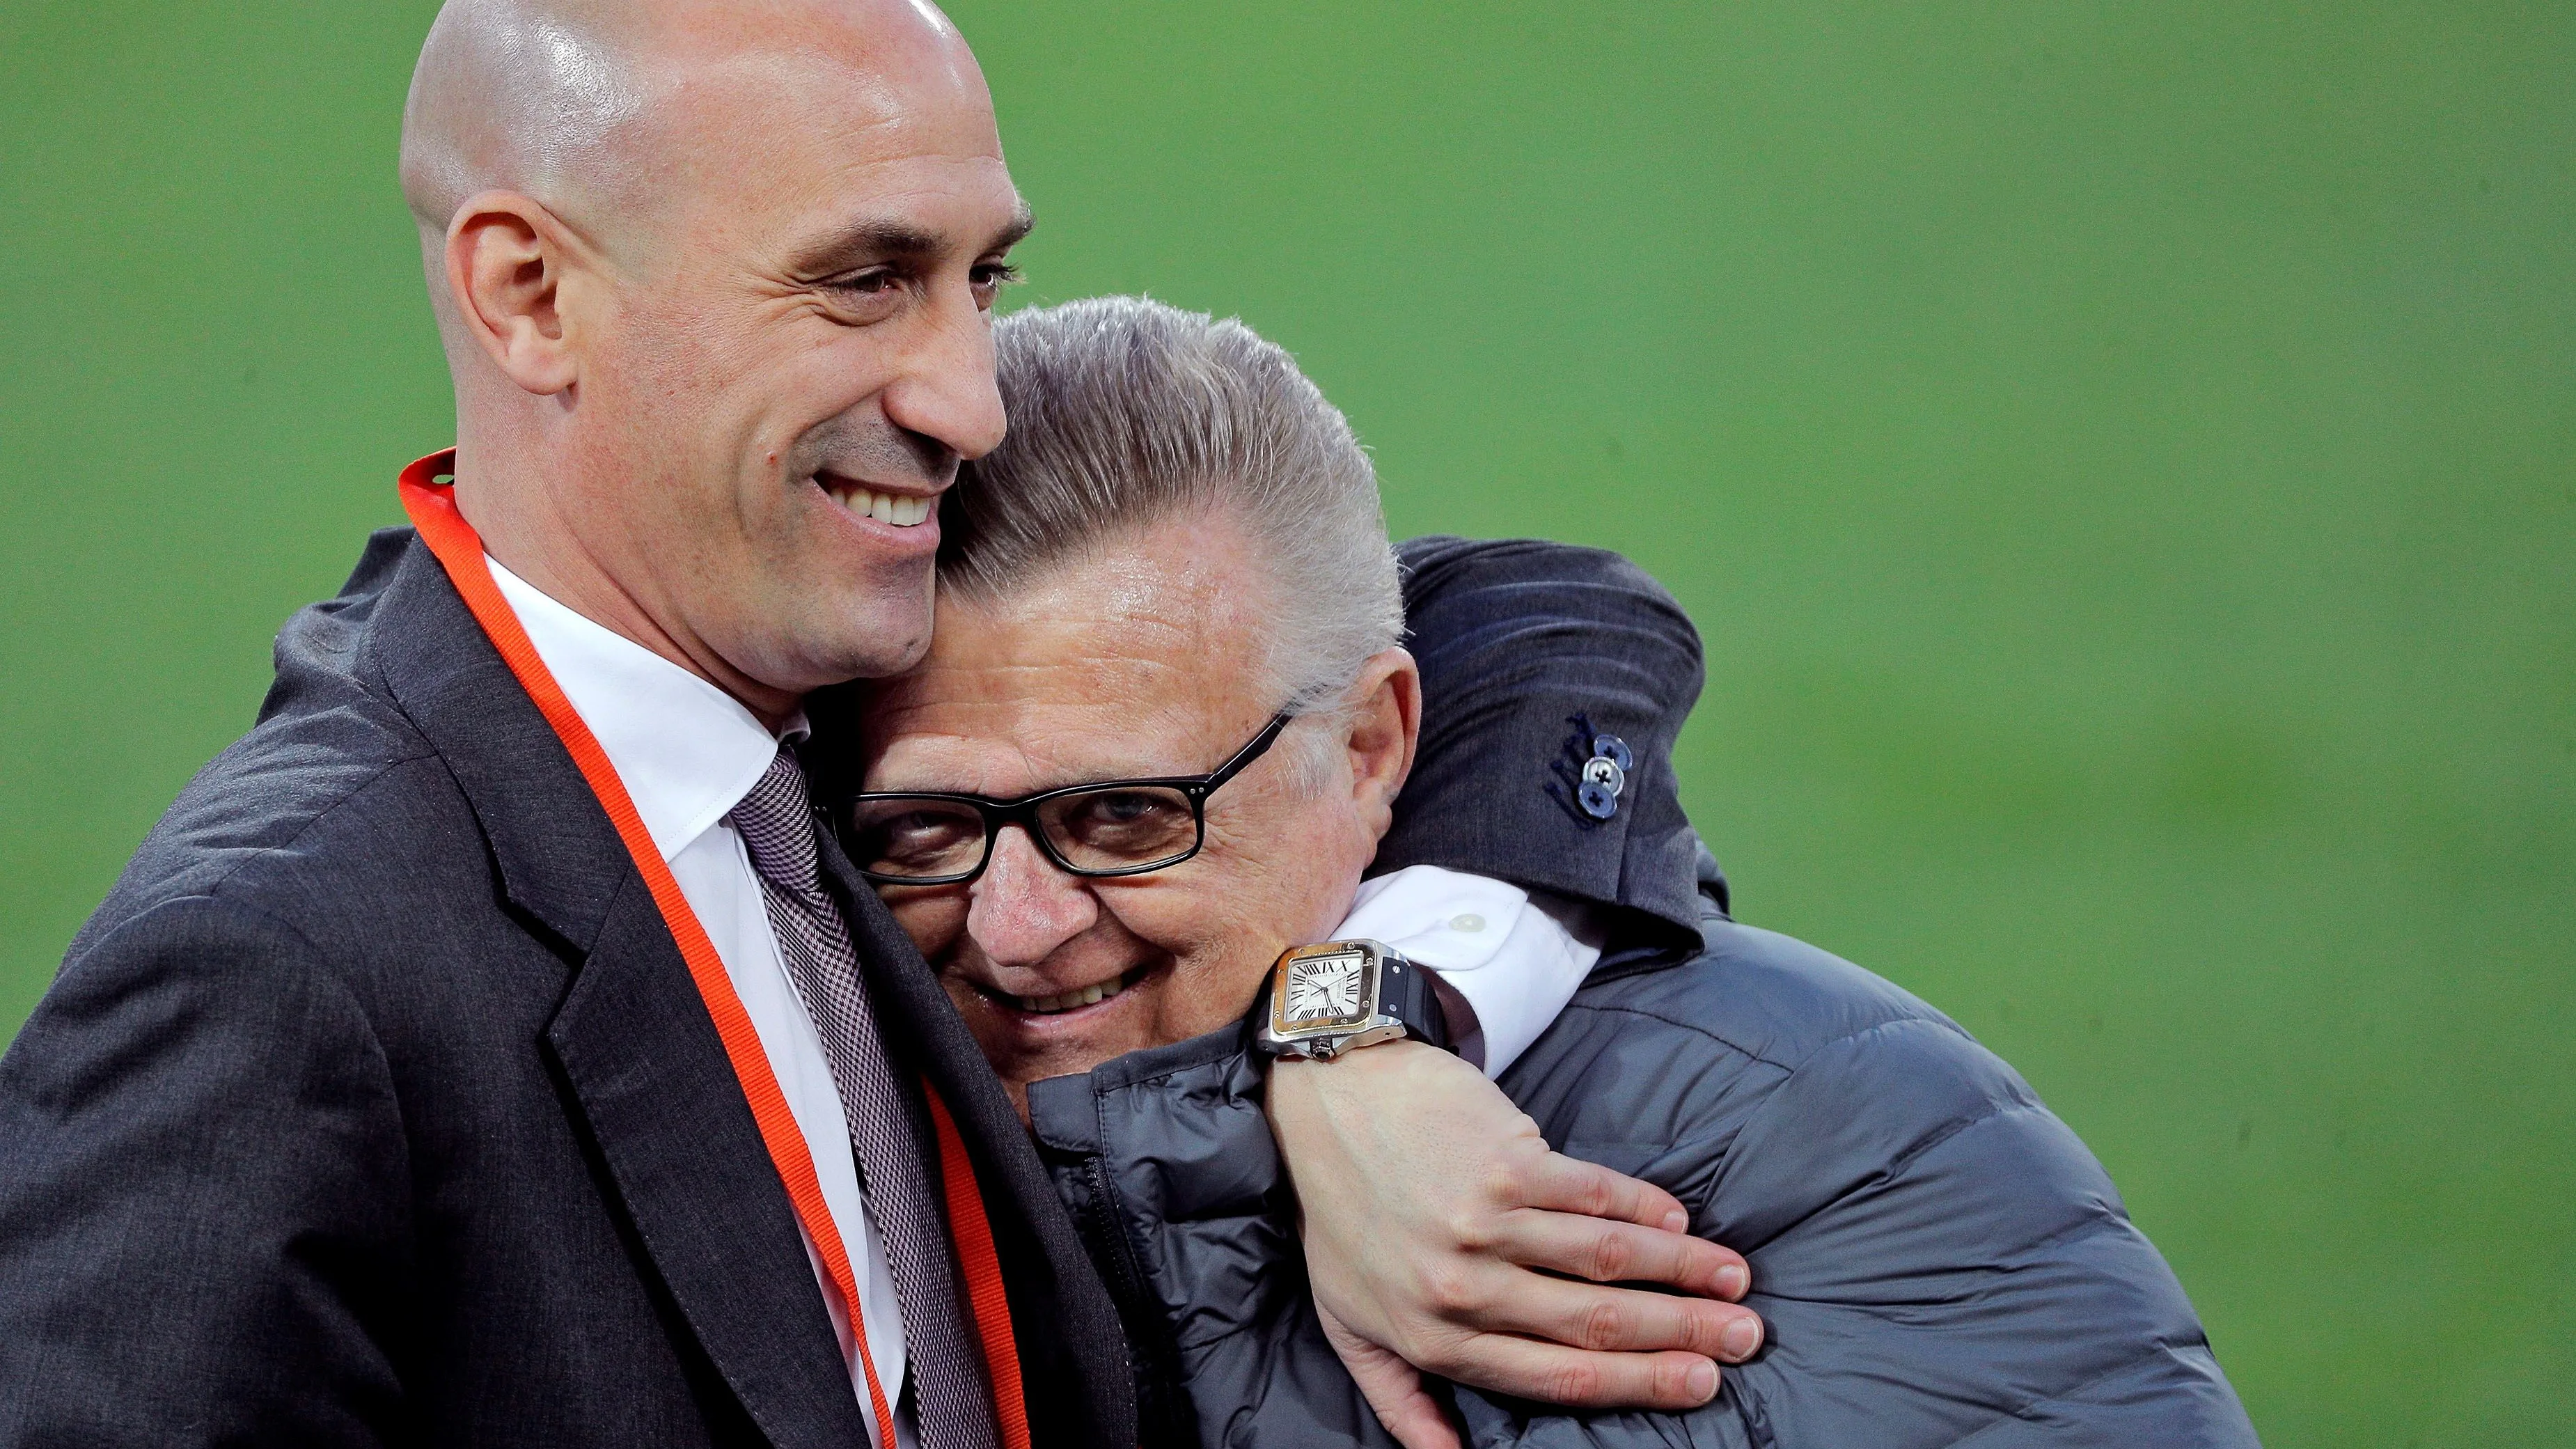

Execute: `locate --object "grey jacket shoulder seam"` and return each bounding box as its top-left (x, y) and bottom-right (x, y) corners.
top-left (194, 748), bottom-right (438, 908)
top-left (205, 609), bottom-right (439, 909)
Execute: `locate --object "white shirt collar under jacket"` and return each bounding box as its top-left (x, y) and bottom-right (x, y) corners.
top-left (487, 557), bottom-right (808, 860)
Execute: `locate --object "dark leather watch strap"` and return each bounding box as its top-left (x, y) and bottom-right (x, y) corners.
top-left (1376, 950), bottom-right (1452, 1052)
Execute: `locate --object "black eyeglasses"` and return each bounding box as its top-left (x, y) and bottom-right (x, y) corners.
top-left (837, 712), bottom-right (1295, 886)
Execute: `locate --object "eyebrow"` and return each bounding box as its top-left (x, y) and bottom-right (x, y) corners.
top-left (785, 200), bottom-right (1035, 280)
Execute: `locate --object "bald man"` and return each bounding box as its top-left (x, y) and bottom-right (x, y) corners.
top-left (0, 3), bottom-right (1740, 1447)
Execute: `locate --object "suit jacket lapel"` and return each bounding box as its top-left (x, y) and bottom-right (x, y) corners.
top-left (368, 535), bottom-right (872, 1449)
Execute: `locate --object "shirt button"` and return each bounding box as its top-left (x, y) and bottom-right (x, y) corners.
top-left (1450, 913), bottom-right (1486, 934)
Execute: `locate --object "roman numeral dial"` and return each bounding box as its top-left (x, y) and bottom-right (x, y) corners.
top-left (1285, 953), bottom-right (1367, 1024)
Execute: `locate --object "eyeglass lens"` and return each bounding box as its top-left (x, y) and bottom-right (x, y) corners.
top-left (845, 785), bottom-right (1204, 881)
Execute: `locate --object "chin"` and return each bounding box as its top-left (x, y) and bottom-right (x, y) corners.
top-left (812, 633), bottom-right (929, 686)
top-left (831, 582), bottom-right (936, 676)
top-left (785, 602), bottom-right (932, 688)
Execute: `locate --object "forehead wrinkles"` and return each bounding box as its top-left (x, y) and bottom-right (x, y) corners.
top-left (918, 529), bottom-right (1279, 723)
top-left (865, 675), bottom-right (1210, 796)
top-left (949, 549), bottom-right (1259, 691)
top-left (889, 618), bottom-right (1221, 731)
top-left (867, 563), bottom-right (1271, 778)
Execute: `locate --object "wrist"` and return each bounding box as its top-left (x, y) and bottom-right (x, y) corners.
top-left (1256, 939), bottom-right (1454, 1063)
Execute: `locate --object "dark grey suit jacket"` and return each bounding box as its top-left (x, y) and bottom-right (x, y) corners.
top-left (0, 530), bottom-right (1133, 1447)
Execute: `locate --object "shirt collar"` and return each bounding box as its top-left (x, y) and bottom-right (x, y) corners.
top-left (487, 557), bottom-right (807, 863)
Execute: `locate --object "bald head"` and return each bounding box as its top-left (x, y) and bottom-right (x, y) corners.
top-left (406, 0), bottom-right (1028, 720)
top-left (402, 0), bottom-right (981, 257)
top-left (400, 1), bottom-right (651, 240)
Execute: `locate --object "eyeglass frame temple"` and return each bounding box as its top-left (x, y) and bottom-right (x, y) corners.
top-left (839, 710), bottom-right (1297, 885)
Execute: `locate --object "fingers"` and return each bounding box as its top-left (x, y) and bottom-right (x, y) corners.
top-left (1320, 1303), bottom-right (1464, 1449)
top-left (1511, 1149), bottom-right (1695, 1235)
top-left (1493, 1211), bottom-right (1752, 1301)
top-left (1424, 1336), bottom-right (1725, 1411)
top-left (1436, 1271), bottom-right (1766, 1363)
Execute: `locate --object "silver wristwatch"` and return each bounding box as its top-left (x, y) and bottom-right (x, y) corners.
top-left (1255, 939), bottom-right (1450, 1062)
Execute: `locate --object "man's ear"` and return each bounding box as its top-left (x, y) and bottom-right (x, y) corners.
top-left (1342, 647), bottom-right (1422, 839)
top-left (444, 190), bottom-right (588, 396)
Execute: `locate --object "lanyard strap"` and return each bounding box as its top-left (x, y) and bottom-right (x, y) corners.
top-left (398, 451), bottom-right (1027, 1449)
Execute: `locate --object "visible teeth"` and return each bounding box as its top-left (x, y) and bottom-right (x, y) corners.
top-left (1012, 971), bottom-right (1134, 1015)
top-left (828, 485), bottom-right (934, 528)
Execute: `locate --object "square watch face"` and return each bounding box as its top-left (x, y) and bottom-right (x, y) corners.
top-left (1278, 946), bottom-right (1374, 1030)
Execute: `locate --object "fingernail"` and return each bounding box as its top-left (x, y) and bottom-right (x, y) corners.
top-left (1663, 1207), bottom-right (1690, 1233)
top-left (1720, 1314), bottom-right (1764, 1362)
top-left (1715, 1263), bottom-right (1749, 1300)
top-left (1685, 1358), bottom-right (1719, 1402)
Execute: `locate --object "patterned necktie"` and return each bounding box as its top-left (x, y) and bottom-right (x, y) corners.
top-left (728, 747), bottom-right (998, 1449)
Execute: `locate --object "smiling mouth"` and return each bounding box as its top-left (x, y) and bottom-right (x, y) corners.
top-left (1002, 964), bottom-right (1152, 1017)
top-left (818, 472), bottom-right (934, 528)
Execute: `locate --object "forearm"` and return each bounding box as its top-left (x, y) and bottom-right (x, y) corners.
top-left (1267, 1043), bottom-right (1759, 1416)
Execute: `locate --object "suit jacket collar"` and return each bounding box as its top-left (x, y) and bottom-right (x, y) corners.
top-left (363, 534), bottom-right (628, 956)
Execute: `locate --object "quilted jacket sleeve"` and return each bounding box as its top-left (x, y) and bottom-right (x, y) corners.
top-left (1464, 921), bottom-right (2262, 1448)
top-left (1027, 1031), bottom-right (1401, 1449)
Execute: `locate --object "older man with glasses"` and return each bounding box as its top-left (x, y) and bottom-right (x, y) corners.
top-left (816, 295), bottom-right (2262, 1448)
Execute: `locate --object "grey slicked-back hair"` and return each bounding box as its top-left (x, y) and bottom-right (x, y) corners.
top-left (941, 296), bottom-right (1404, 721)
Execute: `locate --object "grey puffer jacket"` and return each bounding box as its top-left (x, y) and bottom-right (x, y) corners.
top-left (1025, 537), bottom-right (2257, 1448)
top-left (1029, 853), bottom-right (2255, 1448)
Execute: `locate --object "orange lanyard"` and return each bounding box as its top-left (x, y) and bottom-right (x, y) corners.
top-left (398, 452), bottom-right (1028, 1449)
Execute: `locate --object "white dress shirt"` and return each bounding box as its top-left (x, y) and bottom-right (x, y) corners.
top-left (487, 561), bottom-right (909, 1441)
top-left (1335, 864), bottom-right (1605, 1079)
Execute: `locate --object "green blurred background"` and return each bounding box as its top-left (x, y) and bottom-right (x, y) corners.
top-left (2, 2), bottom-right (2568, 1442)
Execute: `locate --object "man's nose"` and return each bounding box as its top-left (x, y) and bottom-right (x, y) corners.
top-left (883, 289), bottom-right (1007, 462)
top-left (966, 826), bottom-right (1099, 969)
